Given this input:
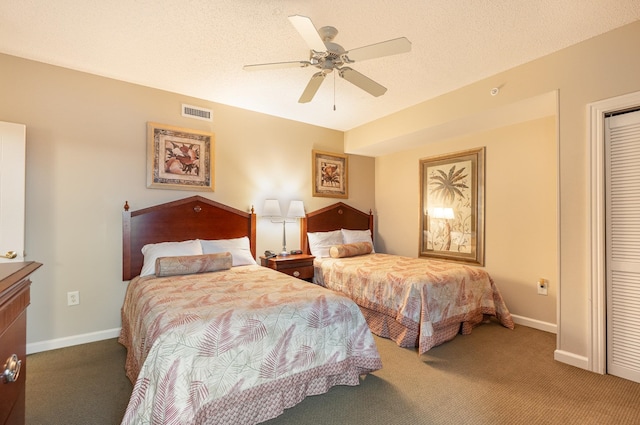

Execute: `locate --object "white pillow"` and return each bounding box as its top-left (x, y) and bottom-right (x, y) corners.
top-left (140, 240), bottom-right (203, 277)
top-left (341, 228), bottom-right (375, 253)
top-left (199, 236), bottom-right (257, 266)
top-left (307, 230), bottom-right (343, 258)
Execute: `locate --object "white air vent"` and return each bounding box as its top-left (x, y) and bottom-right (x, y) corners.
top-left (182, 104), bottom-right (212, 122)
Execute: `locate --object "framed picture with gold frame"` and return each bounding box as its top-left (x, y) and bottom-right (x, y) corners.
top-left (147, 122), bottom-right (215, 191)
top-left (312, 150), bottom-right (348, 198)
top-left (419, 147), bottom-right (485, 265)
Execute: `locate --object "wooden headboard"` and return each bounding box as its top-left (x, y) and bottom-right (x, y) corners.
top-left (301, 202), bottom-right (374, 255)
top-left (122, 195), bottom-right (256, 280)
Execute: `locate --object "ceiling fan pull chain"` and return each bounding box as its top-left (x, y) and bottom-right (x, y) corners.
top-left (333, 72), bottom-right (336, 111)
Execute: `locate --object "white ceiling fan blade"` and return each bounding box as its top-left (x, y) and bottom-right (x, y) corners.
top-left (339, 67), bottom-right (387, 97)
top-left (298, 72), bottom-right (325, 103)
top-left (345, 37), bottom-right (411, 62)
top-left (288, 15), bottom-right (327, 53)
top-left (243, 61), bottom-right (311, 71)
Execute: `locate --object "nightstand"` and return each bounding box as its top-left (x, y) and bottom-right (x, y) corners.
top-left (260, 254), bottom-right (315, 281)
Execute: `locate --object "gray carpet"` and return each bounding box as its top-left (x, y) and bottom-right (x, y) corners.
top-left (26, 337), bottom-right (132, 424)
top-left (26, 321), bottom-right (640, 424)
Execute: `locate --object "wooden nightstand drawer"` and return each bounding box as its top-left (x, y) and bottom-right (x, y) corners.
top-left (278, 265), bottom-right (314, 280)
top-left (260, 254), bottom-right (315, 281)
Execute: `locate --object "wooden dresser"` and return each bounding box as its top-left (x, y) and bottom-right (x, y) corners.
top-left (0, 261), bottom-right (41, 425)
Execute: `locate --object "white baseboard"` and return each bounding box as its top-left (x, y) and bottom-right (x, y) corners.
top-left (26, 320), bottom-right (591, 374)
top-left (510, 315), bottom-right (592, 372)
top-left (510, 314), bottom-right (557, 334)
top-left (27, 315), bottom-right (556, 355)
top-left (27, 328), bottom-right (121, 355)
top-left (554, 349), bottom-right (590, 370)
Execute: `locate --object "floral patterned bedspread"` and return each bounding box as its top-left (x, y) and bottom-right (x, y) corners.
top-left (315, 254), bottom-right (514, 354)
top-left (119, 265), bottom-right (381, 425)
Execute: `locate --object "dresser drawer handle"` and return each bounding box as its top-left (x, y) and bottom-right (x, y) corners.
top-left (2, 354), bottom-right (21, 383)
top-left (293, 270), bottom-right (300, 277)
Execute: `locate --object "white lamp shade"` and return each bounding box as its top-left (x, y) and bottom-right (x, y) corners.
top-left (263, 199), bottom-right (282, 217)
top-left (287, 200), bottom-right (306, 218)
top-left (430, 207), bottom-right (455, 219)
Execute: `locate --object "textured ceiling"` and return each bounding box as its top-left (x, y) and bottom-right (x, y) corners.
top-left (2, 1), bottom-right (640, 131)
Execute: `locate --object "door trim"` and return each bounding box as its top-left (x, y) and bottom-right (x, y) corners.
top-left (588, 90), bottom-right (640, 374)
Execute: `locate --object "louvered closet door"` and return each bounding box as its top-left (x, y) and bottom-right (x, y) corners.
top-left (606, 109), bottom-right (640, 383)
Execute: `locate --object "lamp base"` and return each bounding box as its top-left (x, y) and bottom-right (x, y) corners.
top-left (279, 250), bottom-right (290, 257)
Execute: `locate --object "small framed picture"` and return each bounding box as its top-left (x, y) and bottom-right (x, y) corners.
top-left (312, 150), bottom-right (348, 198)
top-left (147, 122), bottom-right (214, 191)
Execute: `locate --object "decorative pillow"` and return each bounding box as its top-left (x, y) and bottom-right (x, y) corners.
top-left (155, 252), bottom-right (232, 277)
top-left (341, 228), bottom-right (375, 252)
top-left (199, 236), bottom-right (257, 266)
top-left (140, 240), bottom-right (203, 277)
top-left (329, 242), bottom-right (373, 258)
top-left (307, 230), bottom-right (343, 258)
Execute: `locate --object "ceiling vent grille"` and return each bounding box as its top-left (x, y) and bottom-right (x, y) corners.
top-left (182, 104), bottom-right (212, 121)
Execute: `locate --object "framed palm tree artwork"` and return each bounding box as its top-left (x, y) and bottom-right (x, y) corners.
top-left (419, 147), bottom-right (485, 265)
top-left (147, 122), bottom-right (215, 191)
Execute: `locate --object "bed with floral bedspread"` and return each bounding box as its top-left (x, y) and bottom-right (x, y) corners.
top-left (119, 264), bottom-right (382, 425)
top-left (313, 253), bottom-right (514, 355)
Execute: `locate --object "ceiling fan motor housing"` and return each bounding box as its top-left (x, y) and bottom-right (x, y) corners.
top-left (312, 41), bottom-right (346, 73)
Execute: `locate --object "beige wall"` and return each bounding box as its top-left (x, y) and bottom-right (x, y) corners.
top-left (374, 117), bottom-right (557, 326)
top-left (346, 20), bottom-right (640, 366)
top-left (0, 53), bottom-right (374, 349)
top-left (3, 19), bottom-right (639, 364)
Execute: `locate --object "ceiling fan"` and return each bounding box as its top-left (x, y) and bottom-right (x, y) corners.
top-left (243, 15), bottom-right (411, 103)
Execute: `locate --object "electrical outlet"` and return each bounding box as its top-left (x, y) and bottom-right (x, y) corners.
top-left (537, 279), bottom-right (548, 296)
top-left (67, 291), bottom-right (80, 306)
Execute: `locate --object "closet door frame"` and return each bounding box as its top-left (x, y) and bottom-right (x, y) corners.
top-left (588, 90), bottom-right (640, 374)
